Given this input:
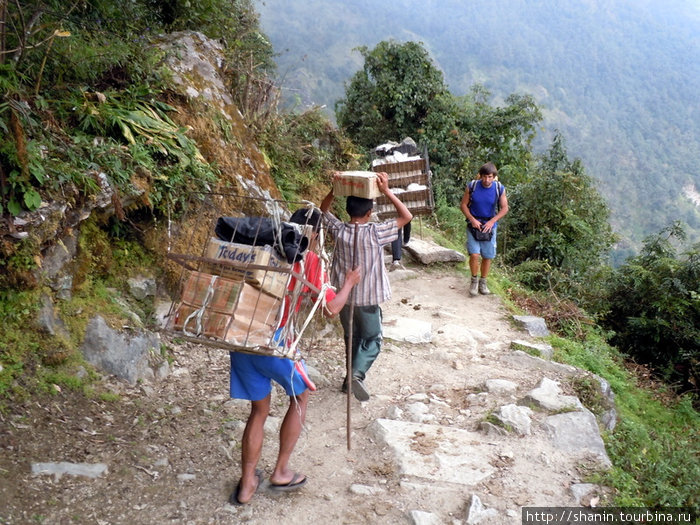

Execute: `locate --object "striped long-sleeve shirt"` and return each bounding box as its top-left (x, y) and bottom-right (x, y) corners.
top-left (323, 211), bottom-right (398, 306)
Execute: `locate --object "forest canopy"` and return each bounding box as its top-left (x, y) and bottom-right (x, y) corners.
top-left (255, 0), bottom-right (700, 258)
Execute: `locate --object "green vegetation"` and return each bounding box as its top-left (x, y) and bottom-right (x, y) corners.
top-left (483, 412), bottom-right (512, 433)
top-left (98, 391), bottom-right (121, 403)
top-left (552, 331), bottom-right (700, 508)
top-left (504, 132), bottom-right (617, 306)
top-left (336, 41), bottom-right (451, 152)
top-left (256, 0), bottom-right (700, 253)
top-left (599, 223), bottom-right (700, 392)
top-left (0, 218), bottom-right (163, 412)
top-left (259, 107), bottom-right (361, 201)
top-left (0, 289), bottom-right (42, 403)
top-left (0, 0), bottom-right (267, 218)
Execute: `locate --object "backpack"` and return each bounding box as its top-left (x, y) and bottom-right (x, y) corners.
top-left (468, 179), bottom-right (504, 217)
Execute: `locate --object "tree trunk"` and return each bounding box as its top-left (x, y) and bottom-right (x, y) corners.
top-left (0, 0), bottom-right (6, 64)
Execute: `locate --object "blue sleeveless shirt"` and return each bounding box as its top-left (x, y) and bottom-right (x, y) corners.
top-left (469, 181), bottom-right (503, 224)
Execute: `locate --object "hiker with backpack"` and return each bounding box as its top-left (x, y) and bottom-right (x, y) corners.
top-left (459, 162), bottom-right (509, 296)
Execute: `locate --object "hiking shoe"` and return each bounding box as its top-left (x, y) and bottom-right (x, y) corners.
top-left (390, 260), bottom-right (404, 271)
top-left (351, 377), bottom-right (370, 401)
top-left (478, 278), bottom-right (491, 295)
top-left (340, 377), bottom-right (348, 394)
top-left (469, 276), bottom-right (479, 296)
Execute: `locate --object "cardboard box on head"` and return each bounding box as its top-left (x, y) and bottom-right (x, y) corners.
top-left (332, 171), bottom-right (381, 199)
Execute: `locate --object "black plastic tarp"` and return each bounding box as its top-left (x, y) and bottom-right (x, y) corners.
top-left (214, 217), bottom-right (309, 264)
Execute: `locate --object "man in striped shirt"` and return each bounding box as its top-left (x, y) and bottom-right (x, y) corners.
top-left (320, 172), bottom-right (412, 401)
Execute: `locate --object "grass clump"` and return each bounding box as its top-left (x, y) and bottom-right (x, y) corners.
top-left (483, 412), bottom-right (512, 433)
top-left (552, 330), bottom-right (700, 508)
top-left (0, 289), bottom-right (43, 408)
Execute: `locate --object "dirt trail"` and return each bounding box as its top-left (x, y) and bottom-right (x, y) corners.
top-left (0, 264), bottom-right (604, 525)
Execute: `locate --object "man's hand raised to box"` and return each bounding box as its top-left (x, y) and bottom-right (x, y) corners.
top-left (375, 171), bottom-right (391, 195)
top-left (376, 172), bottom-right (413, 228)
top-left (320, 171), bottom-right (340, 213)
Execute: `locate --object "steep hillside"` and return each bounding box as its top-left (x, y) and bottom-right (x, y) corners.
top-left (255, 0), bottom-right (700, 258)
top-left (3, 31), bottom-right (282, 289)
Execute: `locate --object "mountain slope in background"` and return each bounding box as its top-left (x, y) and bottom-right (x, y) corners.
top-left (255, 0), bottom-right (700, 259)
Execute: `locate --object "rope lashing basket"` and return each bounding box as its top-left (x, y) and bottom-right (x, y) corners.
top-left (165, 194), bottom-right (332, 361)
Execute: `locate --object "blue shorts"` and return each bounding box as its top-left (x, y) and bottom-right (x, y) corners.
top-left (229, 352), bottom-right (309, 401)
top-left (466, 227), bottom-right (497, 259)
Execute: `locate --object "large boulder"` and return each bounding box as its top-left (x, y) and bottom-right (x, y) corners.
top-left (404, 237), bottom-right (466, 264)
top-left (81, 315), bottom-right (168, 385)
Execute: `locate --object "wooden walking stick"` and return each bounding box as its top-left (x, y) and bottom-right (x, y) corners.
top-left (346, 223), bottom-right (359, 450)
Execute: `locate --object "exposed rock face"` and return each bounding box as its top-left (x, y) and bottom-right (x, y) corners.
top-left (10, 171), bottom-right (131, 257)
top-left (156, 31), bottom-right (235, 119)
top-left (154, 30), bottom-right (279, 205)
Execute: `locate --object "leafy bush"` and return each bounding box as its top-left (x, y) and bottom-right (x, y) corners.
top-left (260, 107), bottom-right (361, 201)
top-left (336, 40), bottom-right (450, 150)
top-left (505, 133), bottom-right (616, 296)
top-left (601, 222), bottom-right (700, 393)
top-left (445, 86), bottom-right (541, 191)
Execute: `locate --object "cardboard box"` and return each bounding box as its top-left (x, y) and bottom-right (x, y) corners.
top-left (172, 271), bottom-right (281, 347)
top-left (200, 238), bottom-right (290, 298)
top-left (332, 171), bottom-right (382, 199)
top-left (228, 283), bottom-right (281, 345)
top-left (180, 271), bottom-right (243, 312)
top-left (172, 303), bottom-right (235, 339)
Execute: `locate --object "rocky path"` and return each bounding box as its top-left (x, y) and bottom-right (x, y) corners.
top-left (0, 265), bottom-right (612, 525)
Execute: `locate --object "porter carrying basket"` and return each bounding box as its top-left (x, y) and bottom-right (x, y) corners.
top-left (165, 194), bottom-right (331, 361)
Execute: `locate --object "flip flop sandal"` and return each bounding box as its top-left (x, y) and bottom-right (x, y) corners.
top-left (269, 472), bottom-right (307, 492)
top-left (230, 469), bottom-right (263, 505)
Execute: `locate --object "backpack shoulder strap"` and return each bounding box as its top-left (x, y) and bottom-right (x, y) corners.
top-left (491, 182), bottom-right (503, 216)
